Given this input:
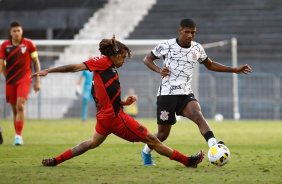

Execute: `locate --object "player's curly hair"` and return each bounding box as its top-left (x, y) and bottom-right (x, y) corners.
top-left (99, 34), bottom-right (132, 58)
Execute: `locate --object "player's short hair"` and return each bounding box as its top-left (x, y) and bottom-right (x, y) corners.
top-left (10, 21), bottom-right (22, 28)
top-left (99, 34), bottom-right (132, 58)
top-left (180, 19), bottom-right (196, 28)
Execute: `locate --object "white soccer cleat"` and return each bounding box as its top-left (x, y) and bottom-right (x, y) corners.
top-left (13, 135), bottom-right (24, 146)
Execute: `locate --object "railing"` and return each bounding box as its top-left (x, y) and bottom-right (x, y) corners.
top-left (0, 71), bottom-right (281, 120)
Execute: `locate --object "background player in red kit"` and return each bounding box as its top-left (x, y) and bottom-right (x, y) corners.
top-left (30, 36), bottom-right (204, 168)
top-left (0, 21), bottom-right (41, 145)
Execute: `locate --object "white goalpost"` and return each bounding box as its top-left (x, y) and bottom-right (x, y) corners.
top-left (0, 38), bottom-right (239, 120)
top-left (231, 38), bottom-right (240, 120)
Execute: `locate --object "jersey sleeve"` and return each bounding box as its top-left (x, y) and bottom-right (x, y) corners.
top-left (83, 56), bottom-right (112, 72)
top-left (197, 44), bottom-right (208, 64)
top-left (0, 42), bottom-right (6, 59)
top-left (27, 39), bottom-right (38, 58)
top-left (151, 41), bottom-right (169, 59)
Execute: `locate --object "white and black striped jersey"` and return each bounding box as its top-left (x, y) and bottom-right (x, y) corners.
top-left (151, 38), bottom-right (208, 96)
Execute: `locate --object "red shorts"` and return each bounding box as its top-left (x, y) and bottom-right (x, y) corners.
top-left (95, 111), bottom-right (148, 142)
top-left (6, 81), bottom-right (31, 104)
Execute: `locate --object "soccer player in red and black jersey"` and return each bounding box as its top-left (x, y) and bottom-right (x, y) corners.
top-left (0, 21), bottom-right (41, 145)
top-left (30, 35), bottom-right (204, 168)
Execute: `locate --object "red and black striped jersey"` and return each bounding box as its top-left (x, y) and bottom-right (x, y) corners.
top-left (0, 38), bottom-right (37, 84)
top-left (84, 56), bottom-right (122, 119)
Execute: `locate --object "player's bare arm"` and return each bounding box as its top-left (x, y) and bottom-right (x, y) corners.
top-left (234, 64), bottom-right (252, 75)
top-left (0, 58), bottom-right (4, 75)
top-left (203, 58), bottom-right (252, 75)
top-left (30, 63), bottom-right (87, 78)
top-left (3, 60), bottom-right (6, 76)
top-left (32, 57), bottom-right (41, 92)
top-left (143, 53), bottom-right (170, 76)
top-left (121, 96), bottom-right (137, 106)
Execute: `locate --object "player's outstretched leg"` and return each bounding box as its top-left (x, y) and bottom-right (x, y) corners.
top-left (185, 150), bottom-right (204, 168)
top-left (143, 131), bottom-right (204, 167)
top-left (42, 130), bottom-right (107, 166)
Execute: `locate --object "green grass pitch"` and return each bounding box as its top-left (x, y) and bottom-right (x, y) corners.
top-left (0, 118), bottom-right (281, 184)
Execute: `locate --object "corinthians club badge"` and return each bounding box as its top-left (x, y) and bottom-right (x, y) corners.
top-left (160, 110), bottom-right (169, 121)
top-left (191, 51), bottom-right (197, 60)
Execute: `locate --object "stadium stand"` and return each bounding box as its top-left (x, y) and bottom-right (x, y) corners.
top-left (24, 0), bottom-right (157, 119)
top-left (127, 0), bottom-right (282, 119)
top-left (128, 0), bottom-right (282, 73)
top-left (0, 0), bottom-right (107, 39)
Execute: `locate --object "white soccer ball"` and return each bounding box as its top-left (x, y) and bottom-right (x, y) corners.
top-left (214, 113), bottom-right (224, 121)
top-left (208, 144), bottom-right (230, 166)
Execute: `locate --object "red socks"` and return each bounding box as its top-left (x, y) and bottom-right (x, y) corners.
top-left (14, 121), bottom-right (24, 136)
top-left (55, 149), bottom-right (74, 164)
top-left (169, 149), bottom-right (189, 166)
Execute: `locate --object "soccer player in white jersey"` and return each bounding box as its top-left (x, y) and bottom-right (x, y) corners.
top-left (141, 18), bottom-right (252, 166)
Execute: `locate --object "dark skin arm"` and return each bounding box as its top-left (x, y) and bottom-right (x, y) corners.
top-left (203, 58), bottom-right (252, 75)
top-left (30, 63), bottom-right (87, 78)
top-left (144, 52), bottom-right (252, 76)
top-left (143, 52), bottom-right (170, 77)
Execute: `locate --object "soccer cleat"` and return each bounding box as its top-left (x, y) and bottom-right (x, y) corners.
top-left (13, 135), bottom-right (23, 146)
top-left (42, 158), bottom-right (57, 166)
top-left (0, 127), bottom-right (3, 144)
top-left (141, 149), bottom-right (156, 166)
top-left (217, 139), bottom-right (225, 145)
top-left (186, 150), bottom-right (204, 168)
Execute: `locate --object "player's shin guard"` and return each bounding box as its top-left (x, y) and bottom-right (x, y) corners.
top-left (54, 149), bottom-right (74, 165)
top-left (169, 149), bottom-right (189, 166)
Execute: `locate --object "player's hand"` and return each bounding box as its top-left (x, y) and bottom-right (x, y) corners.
top-left (125, 96), bottom-right (137, 105)
top-left (30, 70), bottom-right (48, 79)
top-left (160, 66), bottom-right (170, 77)
top-left (235, 64), bottom-right (252, 75)
top-left (33, 81), bottom-right (40, 93)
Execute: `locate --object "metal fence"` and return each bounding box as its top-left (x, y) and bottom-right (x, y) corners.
top-left (0, 67), bottom-right (281, 120)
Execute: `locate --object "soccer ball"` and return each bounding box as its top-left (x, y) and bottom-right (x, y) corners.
top-left (214, 113), bottom-right (224, 121)
top-left (208, 144), bottom-right (230, 166)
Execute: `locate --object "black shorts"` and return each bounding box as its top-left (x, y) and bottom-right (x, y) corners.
top-left (157, 94), bottom-right (198, 125)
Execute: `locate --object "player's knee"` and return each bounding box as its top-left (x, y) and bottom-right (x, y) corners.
top-left (156, 132), bottom-right (169, 142)
top-left (16, 103), bottom-right (25, 112)
top-left (88, 142), bottom-right (97, 149)
top-left (190, 111), bottom-right (204, 122)
top-left (88, 138), bottom-right (101, 149)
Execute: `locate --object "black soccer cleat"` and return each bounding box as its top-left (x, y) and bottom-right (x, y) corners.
top-left (186, 150), bottom-right (204, 168)
top-left (42, 158), bottom-right (57, 166)
top-left (0, 127), bottom-right (3, 144)
top-left (217, 139), bottom-right (225, 145)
